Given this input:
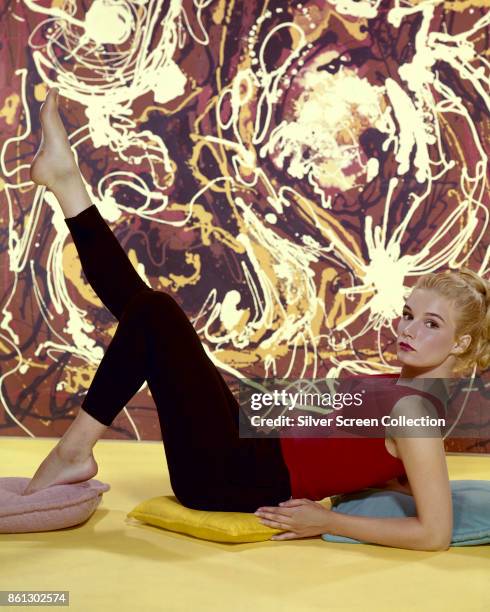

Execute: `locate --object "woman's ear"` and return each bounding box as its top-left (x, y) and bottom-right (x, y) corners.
top-left (452, 333), bottom-right (472, 355)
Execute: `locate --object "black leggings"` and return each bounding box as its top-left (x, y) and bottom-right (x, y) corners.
top-left (64, 205), bottom-right (291, 512)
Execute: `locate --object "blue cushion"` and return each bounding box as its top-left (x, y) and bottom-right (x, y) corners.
top-left (322, 480), bottom-right (490, 546)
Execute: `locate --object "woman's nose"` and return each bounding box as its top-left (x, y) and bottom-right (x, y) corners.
top-left (402, 321), bottom-right (418, 337)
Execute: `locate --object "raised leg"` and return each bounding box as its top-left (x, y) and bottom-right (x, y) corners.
top-left (26, 88), bottom-right (291, 510)
top-left (25, 86), bottom-right (147, 493)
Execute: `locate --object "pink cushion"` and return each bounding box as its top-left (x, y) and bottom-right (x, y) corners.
top-left (0, 477), bottom-right (110, 533)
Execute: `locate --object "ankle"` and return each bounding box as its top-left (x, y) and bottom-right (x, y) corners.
top-left (52, 172), bottom-right (93, 214)
top-left (49, 164), bottom-right (81, 193)
top-left (56, 439), bottom-right (93, 463)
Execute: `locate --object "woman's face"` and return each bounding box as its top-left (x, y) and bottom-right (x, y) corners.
top-left (396, 288), bottom-right (460, 373)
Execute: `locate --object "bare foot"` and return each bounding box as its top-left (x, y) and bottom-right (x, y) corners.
top-left (22, 443), bottom-right (98, 496)
top-left (30, 87), bottom-right (79, 190)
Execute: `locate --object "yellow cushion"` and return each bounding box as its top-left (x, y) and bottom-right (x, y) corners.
top-left (127, 495), bottom-right (284, 543)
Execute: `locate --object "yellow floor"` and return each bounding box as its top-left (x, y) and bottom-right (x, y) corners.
top-left (1, 438), bottom-right (489, 612)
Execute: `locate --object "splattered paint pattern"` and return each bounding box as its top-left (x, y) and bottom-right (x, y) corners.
top-left (0, 1), bottom-right (488, 449)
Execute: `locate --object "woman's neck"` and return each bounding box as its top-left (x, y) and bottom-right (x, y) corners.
top-left (398, 360), bottom-right (458, 403)
top-left (399, 359), bottom-right (455, 380)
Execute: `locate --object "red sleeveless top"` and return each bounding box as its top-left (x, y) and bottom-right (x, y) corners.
top-left (279, 374), bottom-right (447, 500)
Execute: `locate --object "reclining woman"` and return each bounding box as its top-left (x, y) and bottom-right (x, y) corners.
top-left (23, 88), bottom-right (490, 551)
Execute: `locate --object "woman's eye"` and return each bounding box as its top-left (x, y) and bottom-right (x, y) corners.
top-left (402, 313), bottom-right (438, 328)
top-left (426, 320), bottom-right (439, 328)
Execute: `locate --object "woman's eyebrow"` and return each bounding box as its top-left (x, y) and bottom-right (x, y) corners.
top-left (403, 304), bottom-right (446, 322)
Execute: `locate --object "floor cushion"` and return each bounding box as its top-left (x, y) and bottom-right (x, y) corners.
top-left (0, 477), bottom-right (110, 533)
top-left (322, 480), bottom-right (490, 546)
top-left (127, 495), bottom-right (286, 543)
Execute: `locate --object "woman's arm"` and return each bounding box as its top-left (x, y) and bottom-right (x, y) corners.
top-left (324, 395), bottom-right (453, 550)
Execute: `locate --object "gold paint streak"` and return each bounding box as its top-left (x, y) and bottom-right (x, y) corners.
top-left (171, 201), bottom-right (244, 252)
top-left (192, 89), bottom-right (223, 135)
top-left (63, 363), bottom-right (99, 395)
top-left (133, 86), bottom-right (204, 122)
top-left (212, 0), bottom-right (225, 24)
top-left (294, 4), bottom-right (332, 45)
top-left (409, 0), bottom-right (489, 10)
top-left (291, 4), bottom-right (368, 47)
top-left (447, 188), bottom-right (470, 255)
top-left (444, 0), bottom-right (489, 10)
top-left (319, 266), bottom-right (347, 329)
top-left (33, 82), bottom-right (50, 103)
top-left (187, 138), bottom-right (230, 191)
top-left (290, 196), bottom-right (373, 329)
top-left (212, 349), bottom-right (259, 366)
top-left (246, 245), bottom-right (283, 344)
top-left (289, 191), bottom-right (362, 263)
top-left (0, 339), bottom-right (11, 352)
top-left (0, 93), bottom-right (20, 126)
top-left (437, 113), bottom-right (467, 169)
top-left (255, 341), bottom-right (290, 361)
top-left (230, 308), bottom-right (251, 333)
top-left (186, 136), bottom-right (256, 252)
top-left (20, 358), bottom-right (49, 371)
top-left (313, 268), bottom-right (334, 332)
top-left (236, 75), bottom-right (258, 154)
top-left (334, 14), bottom-right (369, 40)
top-left (127, 248), bottom-right (143, 274)
top-left (63, 242), bottom-right (103, 306)
top-left (157, 252), bottom-right (201, 291)
top-left (216, 339), bottom-right (292, 367)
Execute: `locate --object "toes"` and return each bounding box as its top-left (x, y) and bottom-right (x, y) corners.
top-left (40, 88), bottom-right (60, 121)
top-left (48, 87), bottom-right (59, 106)
top-left (45, 87), bottom-right (59, 105)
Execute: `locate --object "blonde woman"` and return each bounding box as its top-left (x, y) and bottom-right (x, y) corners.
top-left (23, 88), bottom-right (490, 551)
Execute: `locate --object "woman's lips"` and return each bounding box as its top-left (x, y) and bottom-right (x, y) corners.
top-left (399, 342), bottom-right (415, 351)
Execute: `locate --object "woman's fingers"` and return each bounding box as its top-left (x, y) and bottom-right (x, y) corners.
top-left (278, 498), bottom-right (310, 507)
top-left (255, 498), bottom-right (313, 526)
top-left (271, 532), bottom-right (299, 540)
top-left (255, 508), bottom-right (291, 521)
top-left (259, 516), bottom-right (289, 529)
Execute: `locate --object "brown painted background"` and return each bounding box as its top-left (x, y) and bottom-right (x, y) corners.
top-left (0, 1), bottom-right (488, 452)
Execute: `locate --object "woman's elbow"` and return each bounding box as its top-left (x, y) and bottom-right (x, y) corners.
top-left (424, 531), bottom-right (452, 551)
top-left (419, 515), bottom-right (452, 551)
top-left (431, 536), bottom-right (451, 551)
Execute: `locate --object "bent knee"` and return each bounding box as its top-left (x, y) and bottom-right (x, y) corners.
top-left (122, 288), bottom-right (199, 346)
top-left (123, 289), bottom-right (179, 317)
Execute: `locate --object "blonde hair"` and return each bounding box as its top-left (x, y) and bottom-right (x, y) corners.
top-left (413, 267), bottom-right (490, 375)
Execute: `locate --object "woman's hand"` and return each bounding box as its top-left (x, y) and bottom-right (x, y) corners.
top-left (254, 498), bottom-right (332, 540)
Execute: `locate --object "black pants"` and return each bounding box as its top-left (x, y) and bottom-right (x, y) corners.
top-left (64, 205), bottom-right (291, 512)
